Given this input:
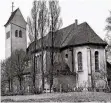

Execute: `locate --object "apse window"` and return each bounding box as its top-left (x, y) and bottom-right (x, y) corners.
top-left (6, 31), bottom-right (10, 39)
top-left (19, 30), bottom-right (22, 38)
top-left (15, 30), bottom-right (18, 37)
top-left (77, 52), bottom-right (83, 71)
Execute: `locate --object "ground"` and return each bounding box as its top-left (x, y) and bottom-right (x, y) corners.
top-left (1, 92), bottom-right (111, 102)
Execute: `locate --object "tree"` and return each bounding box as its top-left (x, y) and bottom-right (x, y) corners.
top-left (92, 69), bottom-right (109, 91)
top-left (48, 0), bottom-right (62, 92)
top-left (1, 58), bottom-right (14, 93)
top-left (38, 1), bottom-right (49, 91)
top-left (27, 0), bottom-right (41, 91)
top-left (27, 0), bottom-right (62, 93)
top-left (105, 11), bottom-right (111, 45)
top-left (105, 11), bottom-right (111, 32)
top-left (10, 49), bottom-right (28, 93)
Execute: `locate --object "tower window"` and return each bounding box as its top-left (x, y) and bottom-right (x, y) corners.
top-left (77, 52), bottom-right (83, 71)
top-left (15, 30), bottom-right (18, 37)
top-left (6, 31), bottom-right (10, 39)
top-left (19, 30), bottom-right (22, 38)
top-left (95, 51), bottom-right (99, 72)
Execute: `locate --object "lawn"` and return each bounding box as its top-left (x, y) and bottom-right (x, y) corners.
top-left (1, 92), bottom-right (111, 102)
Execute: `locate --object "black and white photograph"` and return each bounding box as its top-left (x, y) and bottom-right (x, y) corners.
top-left (0, 0), bottom-right (111, 102)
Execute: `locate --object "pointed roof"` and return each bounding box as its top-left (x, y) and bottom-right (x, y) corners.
top-left (4, 8), bottom-right (19, 27)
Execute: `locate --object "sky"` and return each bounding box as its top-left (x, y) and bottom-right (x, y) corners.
top-left (0, 0), bottom-right (111, 60)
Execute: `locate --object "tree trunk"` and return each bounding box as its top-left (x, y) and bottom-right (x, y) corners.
top-left (10, 78), bottom-right (13, 92)
top-left (50, 31), bottom-right (54, 93)
top-left (33, 55), bottom-right (36, 90)
top-left (19, 77), bottom-right (22, 91)
top-left (8, 79), bottom-right (11, 92)
top-left (41, 25), bottom-right (44, 91)
top-left (41, 50), bottom-right (44, 91)
top-left (33, 11), bottom-right (37, 92)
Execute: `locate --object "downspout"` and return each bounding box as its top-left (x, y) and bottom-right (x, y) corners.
top-left (71, 48), bottom-right (74, 72)
top-left (89, 48), bottom-right (94, 91)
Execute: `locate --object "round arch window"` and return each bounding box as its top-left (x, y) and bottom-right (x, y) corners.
top-left (19, 30), bottom-right (22, 38)
top-left (15, 30), bottom-right (18, 37)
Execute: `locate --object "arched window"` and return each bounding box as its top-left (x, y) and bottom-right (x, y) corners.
top-left (15, 30), bottom-right (18, 37)
top-left (19, 30), bottom-right (22, 38)
top-left (95, 51), bottom-right (99, 72)
top-left (77, 52), bottom-right (82, 71)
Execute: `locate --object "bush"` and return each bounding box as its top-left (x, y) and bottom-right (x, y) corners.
top-left (88, 87), bottom-right (93, 92)
top-left (31, 87), bottom-right (42, 94)
top-left (74, 87), bottom-right (83, 92)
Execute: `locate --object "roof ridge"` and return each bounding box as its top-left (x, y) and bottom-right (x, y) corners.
top-left (59, 21), bottom-right (87, 31)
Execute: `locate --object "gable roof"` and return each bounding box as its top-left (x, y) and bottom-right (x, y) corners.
top-left (4, 8), bottom-right (19, 27)
top-left (27, 21), bottom-right (107, 53)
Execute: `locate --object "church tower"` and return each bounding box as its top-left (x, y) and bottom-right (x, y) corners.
top-left (4, 7), bottom-right (27, 58)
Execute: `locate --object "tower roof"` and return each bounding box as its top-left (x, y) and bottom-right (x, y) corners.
top-left (4, 8), bottom-right (19, 27)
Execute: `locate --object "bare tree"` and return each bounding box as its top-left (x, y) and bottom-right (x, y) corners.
top-left (38, 0), bottom-right (49, 91)
top-left (10, 49), bottom-right (28, 93)
top-left (27, 1), bottom-right (40, 43)
top-left (27, 0), bottom-right (62, 93)
top-left (104, 11), bottom-right (111, 45)
top-left (27, 0), bottom-right (41, 91)
top-left (105, 11), bottom-right (111, 32)
top-left (1, 58), bottom-right (14, 93)
top-left (48, 0), bottom-right (62, 92)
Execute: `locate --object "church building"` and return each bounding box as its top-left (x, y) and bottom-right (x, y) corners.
top-left (4, 8), bottom-right (108, 92)
top-left (27, 20), bottom-right (107, 88)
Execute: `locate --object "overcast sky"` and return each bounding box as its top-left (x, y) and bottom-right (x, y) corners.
top-left (0, 0), bottom-right (111, 60)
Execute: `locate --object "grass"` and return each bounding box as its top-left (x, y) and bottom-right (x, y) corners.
top-left (1, 92), bottom-right (111, 102)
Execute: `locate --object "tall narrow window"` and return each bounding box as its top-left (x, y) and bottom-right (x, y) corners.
top-left (19, 30), bottom-right (22, 38)
top-left (15, 30), bottom-right (18, 37)
top-left (77, 52), bottom-right (82, 71)
top-left (6, 31), bottom-right (10, 39)
top-left (95, 51), bottom-right (99, 72)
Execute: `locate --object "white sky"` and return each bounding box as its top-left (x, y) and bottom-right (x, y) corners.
top-left (0, 0), bottom-right (111, 60)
